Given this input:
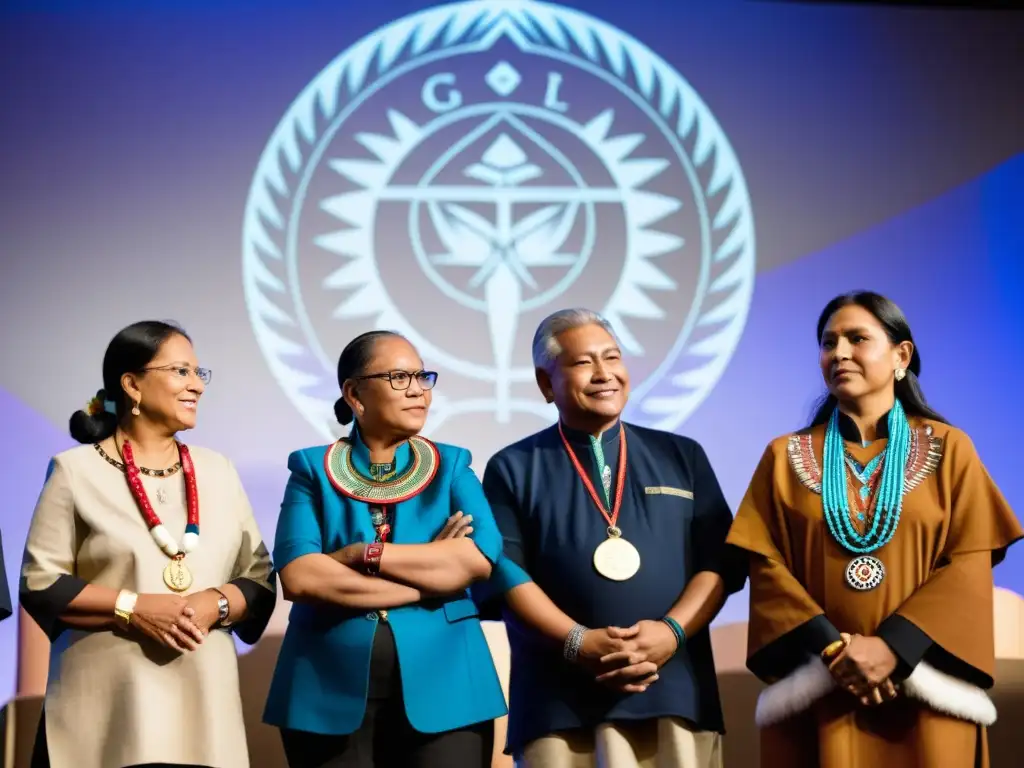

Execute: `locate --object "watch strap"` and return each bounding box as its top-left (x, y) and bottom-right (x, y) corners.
top-left (213, 588), bottom-right (232, 627)
top-left (114, 590), bottom-right (138, 625)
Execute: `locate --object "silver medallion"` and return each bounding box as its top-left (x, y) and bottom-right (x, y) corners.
top-left (845, 555), bottom-right (885, 591)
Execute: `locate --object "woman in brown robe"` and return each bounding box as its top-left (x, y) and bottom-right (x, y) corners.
top-left (726, 291), bottom-right (1022, 767)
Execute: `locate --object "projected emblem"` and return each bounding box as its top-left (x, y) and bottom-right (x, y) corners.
top-left (242, 1), bottom-right (755, 440)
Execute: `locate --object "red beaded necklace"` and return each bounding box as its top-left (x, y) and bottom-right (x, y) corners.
top-left (121, 439), bottom-right (200, 593)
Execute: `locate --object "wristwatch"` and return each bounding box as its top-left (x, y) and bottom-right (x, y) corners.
top-left (114, 590), bottom-right (138, 626)
top-left (214, 589), bottom-right (232, 627)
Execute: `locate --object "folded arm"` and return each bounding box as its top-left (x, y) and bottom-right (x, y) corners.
top-left (374, 538), bottom-right (492, 594)
top-left (272, 451), bottom-right (421, 609)
top-left (371, 447), bottom-right (501, 594)
top-left (279, 553), bottom-right (422, 608)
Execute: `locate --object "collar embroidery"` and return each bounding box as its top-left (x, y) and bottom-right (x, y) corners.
top-left (787, 425), bottom-right (943, 497)
top-left (324, 435), bottom-right (440, 503)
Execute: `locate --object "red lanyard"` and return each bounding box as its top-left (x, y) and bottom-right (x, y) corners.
top-left (557, 423), bottom-right (627, 530)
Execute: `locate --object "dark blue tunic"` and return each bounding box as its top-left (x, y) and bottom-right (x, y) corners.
top-left (480, 420), bottom-right (744, 755)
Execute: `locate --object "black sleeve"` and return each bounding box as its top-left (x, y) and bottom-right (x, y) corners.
top-left (222, 458), bottom-right (278, 645)
top-left (747, 613), bottom-right (843, 681)
top-left (20, 459), bottom-right (89, 641)
top-left (876, 612), bottom-right (990, 689)
top-left (21, 575), bottom-right (88, 641)
top-left (689, 440), bottom-right (747, 594)
top-left (0, 529), bottom-right (13, 623)
top-left (876, 613), bottom-right (933, 681)
top-left (228, 572), bottom-right (277, 645)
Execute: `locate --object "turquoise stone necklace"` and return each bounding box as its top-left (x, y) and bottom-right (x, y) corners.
top-left (822, 399), bottom-right (911, 590)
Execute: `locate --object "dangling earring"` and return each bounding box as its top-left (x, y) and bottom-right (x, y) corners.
top-left (894, 368), bottom-right (906, 382)
top-left (132, 400), bottom-right (141, 416)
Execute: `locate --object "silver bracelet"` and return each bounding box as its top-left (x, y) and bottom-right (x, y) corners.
top-left (563, 623), bottom-right (588, 662)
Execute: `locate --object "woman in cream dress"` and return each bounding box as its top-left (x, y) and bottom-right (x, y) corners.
top-left (21, 320), bottom-right (276, 768)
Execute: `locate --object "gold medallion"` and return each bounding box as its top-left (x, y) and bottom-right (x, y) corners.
top-left (163, 558), bottom-right (193, 592)
top-left (593, 534), bottom-right (641, 581)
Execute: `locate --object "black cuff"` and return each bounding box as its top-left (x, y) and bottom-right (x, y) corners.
top-left (20, 575), bottom-right (89, 641)
top-left (747, 614), bottom-right (842, 682)
top-left (228, 575), bottom-right (277, 646)
top-left (876, 614), bottom-right (933, 682)
top-left (0, 532), bottom-right (12, 622)
top-left (714, 544), bottom-right (749, 596)
top-left (475, 595), bottom-right (504, 622)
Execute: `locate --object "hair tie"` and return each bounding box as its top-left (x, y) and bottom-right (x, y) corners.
top-left (86, 396), bottom-right (117, 417)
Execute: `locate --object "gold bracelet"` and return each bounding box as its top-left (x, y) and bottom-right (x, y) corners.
top-left (820, 639), bottom-right (845, 661)
top-left (114, 590), bottom-right (138, 626)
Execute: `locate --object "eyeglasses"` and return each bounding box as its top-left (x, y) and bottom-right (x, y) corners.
top-left (355, 370), bottom-right (438, 391)
top-left (143, 365), bottom-right (213, 385)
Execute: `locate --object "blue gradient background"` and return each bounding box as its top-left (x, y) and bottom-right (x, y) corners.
top-left (1, 0), bottom-right (1022, 700)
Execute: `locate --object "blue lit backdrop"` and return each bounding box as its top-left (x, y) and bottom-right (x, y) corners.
top-left (1, 0), bottom-right (1021, 700)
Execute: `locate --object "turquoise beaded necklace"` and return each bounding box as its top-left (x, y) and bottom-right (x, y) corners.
top-left (821, 399), bottom-right (910, 554)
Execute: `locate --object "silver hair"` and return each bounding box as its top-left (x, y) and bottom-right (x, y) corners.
top-left (531, 308), bottom-right (617, 371)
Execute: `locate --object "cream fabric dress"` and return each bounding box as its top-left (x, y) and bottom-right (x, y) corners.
top-left (21, 443), bottom-right (275, 768)
top-left (519, 718), bottom-right (723, 768)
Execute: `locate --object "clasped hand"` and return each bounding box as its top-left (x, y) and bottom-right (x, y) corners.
top-left (828, 632), bottom-right (899, 707)
top-left (576, 620), bottom-right (679, 694)
top-left (130, 591), bottom-right (221, 653)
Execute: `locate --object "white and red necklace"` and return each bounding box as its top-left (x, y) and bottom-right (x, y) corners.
top-left (120, 439), bottom-right (200, 592)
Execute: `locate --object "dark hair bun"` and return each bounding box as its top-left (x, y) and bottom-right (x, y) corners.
top-left (334, 330), bottom-right (406, 426)
top-left (69, 389), bottom-right (118, 444)
top-left (334, 396), bottom-right (354, 426)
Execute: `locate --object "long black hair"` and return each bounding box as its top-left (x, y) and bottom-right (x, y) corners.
top-left (333, 330), bottom-right (404, 425)
top-left (808, 291), bottom-right (947, 427)
top-left (69, 321), bottom-right (191, 444)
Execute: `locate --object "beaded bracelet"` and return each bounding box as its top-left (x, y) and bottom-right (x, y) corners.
top-left (563, 623), bottom-right (588, 661)
top-left (363, 543), bottom-right (384, 575)
top-left (661, 616), bottom-right (686, 648)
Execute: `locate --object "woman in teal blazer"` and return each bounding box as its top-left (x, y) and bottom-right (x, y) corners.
top-left (263, 330), bottom-right (507, 768)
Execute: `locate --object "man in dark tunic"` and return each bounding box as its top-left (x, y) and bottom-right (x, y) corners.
top-left (479, 308), bottom-right (745, 767)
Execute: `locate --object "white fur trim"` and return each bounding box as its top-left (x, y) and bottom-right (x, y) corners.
top-left (902, 661), bottom-right (997, 726)
top-left (754, 658), bottom-right (997, 728)
top-left (755, 658), bottom-right (835, 727)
